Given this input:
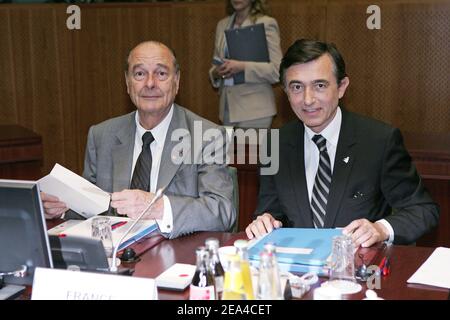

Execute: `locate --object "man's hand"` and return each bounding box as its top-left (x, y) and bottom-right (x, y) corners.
top-left (40, 192), bottom-right (69, 219)
top-left (343, 219), bottom-right (389, 248)
top-left (111, 189), bottom-right (164, 220)
top-left (245, 213), bottom-right (283, 240)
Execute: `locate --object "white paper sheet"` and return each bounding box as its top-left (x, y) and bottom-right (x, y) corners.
top-left (38, 163), bottom-right (110, 218)
top-left (407, 247), bottom-right (450, 289)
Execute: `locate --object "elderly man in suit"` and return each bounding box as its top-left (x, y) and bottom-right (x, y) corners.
top-left (43, 41), bottom-right (235, 238)
top-left (245, 39), bottom-right (439, 247)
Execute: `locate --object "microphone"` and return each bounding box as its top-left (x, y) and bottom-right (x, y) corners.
top-left (110, 187), bottom-right (166, 272)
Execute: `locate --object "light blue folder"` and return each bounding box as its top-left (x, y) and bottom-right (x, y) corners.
top-left (248, 228), bottom-right (343, 267)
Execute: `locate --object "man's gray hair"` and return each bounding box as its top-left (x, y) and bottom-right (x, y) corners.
top-left (124, 41), bottom-right (180, 74)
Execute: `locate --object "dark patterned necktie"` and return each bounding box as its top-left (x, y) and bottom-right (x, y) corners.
top-left (130, 131), bottom-right (154, 192)
top-left (310, 134), bottom-right (332, 228)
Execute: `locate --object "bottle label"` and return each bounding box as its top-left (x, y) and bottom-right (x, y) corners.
top-left (215, 276), bottom-right (224, 293)
top-left (189, 285), bottom-right (216, 300)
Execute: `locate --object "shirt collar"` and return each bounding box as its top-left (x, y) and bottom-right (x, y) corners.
top-left (135, 104), bottom-right (174, 146)
top-left (304, 107), bottom-right (342, 148)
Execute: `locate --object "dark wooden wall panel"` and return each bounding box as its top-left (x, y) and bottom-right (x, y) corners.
top-left (0, 0), bottom-right (449, 188)
top-left (327, 0), bottom-right (450, 132)
top-left (0, 9), bottom-right (17, 124)
top-left (171, 2), bottom-right (223, 121)
top-left (269, 0), bottom-right (329, 128)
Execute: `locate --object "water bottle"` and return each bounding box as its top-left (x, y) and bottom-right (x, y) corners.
top-left (234, 239), bottom-right (254, 300)
top-left (205, 237), bottom-right (225, 299)
top-left (190, 246), bottom-right (216, 300)
top-left (257, 251), bottom-right (283, 300)
top-left (262, 242), bottom-right (283, 299)
top-left (222, 254), bottom-right (246, 300)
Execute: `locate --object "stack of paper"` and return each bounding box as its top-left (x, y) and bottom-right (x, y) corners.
top-left (38, 163), bottom-right (110, 218)
top-left (50, 216), bottom-right (158, 251)
top-left (155, 263), bottom-right (196, 291)
top-left (248, 228), bottom-right (343, 275)
top-left (407, 247), bottom-right (450, 289)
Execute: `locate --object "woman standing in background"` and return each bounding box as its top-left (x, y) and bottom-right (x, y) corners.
top-left (209, 0), bottom-right (282, 129)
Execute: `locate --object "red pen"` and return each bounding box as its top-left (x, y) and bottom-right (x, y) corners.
top-left (111, 221), bottom-right (127, 230)
top-left (378, 256), bottom-right (386, 270)
top-left (382, 257), bottom-right (390, 276)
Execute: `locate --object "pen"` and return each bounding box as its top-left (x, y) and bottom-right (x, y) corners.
top-left (111, 221), bottom-right (127, 230)
top-left (382, 257), bottom-right (390, 276)
top-left (374, 256), bottom-right (387, 277)
top-left (378, 256), bottom-right (386, 270)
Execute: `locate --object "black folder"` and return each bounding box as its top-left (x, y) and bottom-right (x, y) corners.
top-left (224, 23), bottom-right (270, 84)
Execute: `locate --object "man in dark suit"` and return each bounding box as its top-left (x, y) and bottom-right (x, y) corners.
top-left (245, 39), bottom-right (439, 247)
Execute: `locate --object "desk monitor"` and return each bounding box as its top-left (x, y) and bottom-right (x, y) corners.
top-left (0, 179), bottom-right (53, 286)
top-left (49, 235), bottom-right (109, 272)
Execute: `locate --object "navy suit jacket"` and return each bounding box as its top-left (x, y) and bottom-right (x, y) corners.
top-left (255, 110), bottom-right (439, 244)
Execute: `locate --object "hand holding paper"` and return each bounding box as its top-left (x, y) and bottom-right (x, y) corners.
top-left (38, 163), bottom-right (110, 218)
top-left (40, 191), bottom-right (69, 219)
top-left (111, 189), bottom-right (164, 220)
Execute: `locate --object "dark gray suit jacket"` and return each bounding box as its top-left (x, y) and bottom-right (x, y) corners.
top-left (255, 110), bottom-right (439, 244)
top-left (82, 104), bottom-right (236, 238)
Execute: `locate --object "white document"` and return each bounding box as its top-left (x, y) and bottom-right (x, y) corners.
top-left (47, 219), bottom-right (83, 236)
top-left (407, 247), bottom-right (450, 289)
top-left (276, 247), bottom-right (313, 255)
top-left (38, 163), bottom-right (110, 218)
top-left (59, 216), bottom-right (158, 251)
top-left (155, 263), bottom-right (196, 291)
top-left (31, 267), bottom-right (157, 300)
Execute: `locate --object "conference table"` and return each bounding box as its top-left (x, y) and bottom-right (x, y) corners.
top-left (122, 231), bottom-right (448, 300)
top-left (21, 222), bottom-right (448, 301)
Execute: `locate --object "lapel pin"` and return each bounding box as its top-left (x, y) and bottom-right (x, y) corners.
top-left (343, 156), bottom-right (350, 164)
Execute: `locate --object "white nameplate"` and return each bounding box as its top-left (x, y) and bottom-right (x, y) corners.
top-left (276, 247), bottom-right (313, 255)
top-left (31, 267), bottom-right (157, 300)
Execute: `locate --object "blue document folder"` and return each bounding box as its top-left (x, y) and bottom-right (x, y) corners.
top-left (118, 222), bottom-right (159, 251)
top-left (248, 228), bottom-right (343, 267)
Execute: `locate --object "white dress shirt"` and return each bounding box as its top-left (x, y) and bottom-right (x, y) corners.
top-left (133, 105), bottom-right (174, 234)
top-left (303, 107), bottom-right (394, 243)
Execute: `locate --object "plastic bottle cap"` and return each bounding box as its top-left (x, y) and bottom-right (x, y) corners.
top-left (205, 238), bottom-right (220, 248)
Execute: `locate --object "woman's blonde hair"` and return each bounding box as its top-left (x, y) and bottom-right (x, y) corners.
top-left (226, 0), bottom-right (269, 22)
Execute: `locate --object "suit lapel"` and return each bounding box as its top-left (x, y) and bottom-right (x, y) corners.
top-left (157, 105), bottom-right (186, 189)
top-left (287, 122), bottom-right (314, 227)
top-left (112, 112), bottom-right (136, 192)
top-left (324, 111), bottom-right (357, 227)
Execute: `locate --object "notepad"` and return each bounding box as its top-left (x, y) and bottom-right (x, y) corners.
top-left (155, 263), bottom-right (196, 291)
top-left (407, 247), bottom-right (450, 289)
top-left (50, 216), bottom-right (158, 252)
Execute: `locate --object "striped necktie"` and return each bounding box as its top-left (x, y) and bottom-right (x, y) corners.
top-left (310, 134), bottom-right (332, 228)
top-left (130, 131), bottom-right (154, 192)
